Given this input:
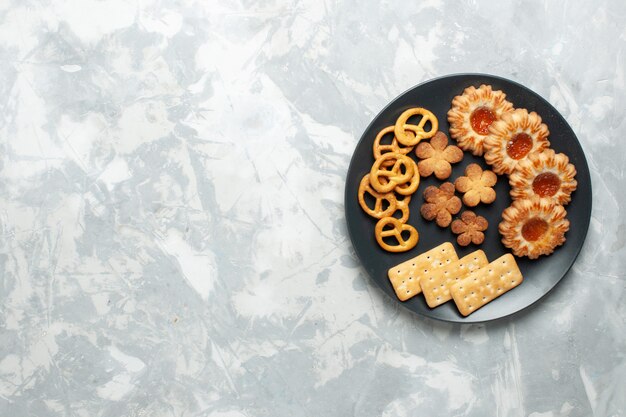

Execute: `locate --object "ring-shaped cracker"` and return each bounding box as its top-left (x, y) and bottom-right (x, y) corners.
top-left (394, 108), bottom-right (438, 146)
top-left (357, 174), bottom-right (398, 218)
top-left (373, 126), bottom-right (415, 167)
top-left (375, 217), bottom-right (419, 252)
top-left (369, 152), bottom-right (415, 193)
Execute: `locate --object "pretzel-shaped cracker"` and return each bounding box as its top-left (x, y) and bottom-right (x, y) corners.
top-left (369, 153), bottom-right (416, 193)
top-left (357, 174), bottom-right (397, 218)
top-left (375, 217), bottom-right (419, 252)
top-left (373, 126), bottom-right (415, 167)
top-left (393, 194), bottom-right (411, 223)
top-left (394, 108), bottom-right (439, 146)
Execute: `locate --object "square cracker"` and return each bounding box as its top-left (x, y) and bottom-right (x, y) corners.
top-left (450, 253), bottom-right (523, 316)
top-left (388, 242), bottom-right (458, 301)
top-left (421, 250), bottom-right (488, 308)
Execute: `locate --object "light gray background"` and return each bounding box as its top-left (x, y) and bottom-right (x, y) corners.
top-left (1, 1), bottom-right (624, 416)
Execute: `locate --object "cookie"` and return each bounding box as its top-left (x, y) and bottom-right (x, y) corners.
top-left (420, 250), bottom-right (489, 308)
top-left (499, 197), bottom-right (569, 259)
top-left (447, 84), bottom-right (514, 156)
top-left (420, 182), bottom-right (462, 227)
top-left (454, 163), bottom-right (497, 207)
top-left (484, 108), bottom-right (550, 175)
top-left (451, 211), bottom-right (489, 246)
top-left (450, 254), bottom-right (523, 316)
top-left (415, 131), bottom-right (463, 180)
top-left (509, 149), bottom-right (577, 205)
top-left (387, 242), bottom-right (458, 301)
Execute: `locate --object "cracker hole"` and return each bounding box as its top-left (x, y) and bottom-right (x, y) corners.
top-left (464, 296), bottom-right (467, 299)
top-left (427, 256), bottom-right (430, 259)
top-left (460, 264), bottom-right (463, 267)
top-left (437, 296), bottom-right (441, 301)
top-left (459, 286), bottom-right (463, 290)
top-left (488, 269), bottom-right (492, 273)
top-left (424, 269), bottom-right (428, 273)
top-left (409, 277), bottom-right (412, 280)
top-left (429, 277), bottom-right (433, 281)
top-left (406, 290), bottom-right (410, 294)
top-left (511, 280), bottom-right (516, 284)
top-left (474, 257), bottom-right (477, 261)
top-left (482, 296), bottom-right (487, 301)
top-left (412, 263), bottom-right (415, 267)
top-left (471, 291), bottom-right (474, 295)
top-left (402, 280), bottom-right (405, 284)
top-left (440, 283), bottom-right (444, 287)
top-left (508, 270), bottom-right (512, 274)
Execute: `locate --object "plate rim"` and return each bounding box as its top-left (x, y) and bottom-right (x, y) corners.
top-left (344, 72), bottom-right (593, 323)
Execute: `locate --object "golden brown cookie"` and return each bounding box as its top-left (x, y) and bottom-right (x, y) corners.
top-left (454, 163), bottom-right (497, 207)
top-left (372, 126), bottom-right (415, 167)
top-left (415, 131), bottom-right (464, 179)
top-left (420, 182), bottom-right (462, 227)
top-left (447, 85), bottom-right (514, 156)
top-left (499, 197), bottom-right (570, 259)
top-left (375, 217), bottom-right (419, 252)
top-left (509, 149), bottom-right (577, 205)
top-left (451, 211), bottom-right (489, 246)
top-left (484, 108), bottom-right (550, 175)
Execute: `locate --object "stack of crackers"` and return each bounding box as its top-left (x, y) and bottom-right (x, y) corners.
top-left (388, 242), bottom-right (523, 316)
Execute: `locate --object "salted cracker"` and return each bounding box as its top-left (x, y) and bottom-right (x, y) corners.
top-left (421, 250), bottom-right (488, 308)
top-left (387, 242), bottom-right (458, 301)
top-left (450, 253), bottom-right (523, 316)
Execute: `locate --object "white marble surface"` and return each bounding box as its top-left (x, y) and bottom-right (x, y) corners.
top-left (1, 1), bottom-right (625, 416)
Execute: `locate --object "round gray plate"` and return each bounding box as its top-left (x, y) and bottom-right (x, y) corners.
top-left (344, 74), bottom-right (592, 323)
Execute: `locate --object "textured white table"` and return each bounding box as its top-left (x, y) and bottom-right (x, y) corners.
top-left (1, 1), bottom-right (624, 416)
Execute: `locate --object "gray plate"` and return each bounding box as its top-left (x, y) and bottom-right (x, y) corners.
top-left (344, 74), bottom-right (592, 323)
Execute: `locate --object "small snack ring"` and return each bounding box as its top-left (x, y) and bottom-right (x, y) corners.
top-left (357, 174), bottom-right (398, 219)
top-left (375, 217), bottom-right (419, 252)
top-left (373, 126), bottom-right (415, 167)
top-left (395, 108), bottom-right (439, 146)
top-left (369, 152), bottom-right (415, 193)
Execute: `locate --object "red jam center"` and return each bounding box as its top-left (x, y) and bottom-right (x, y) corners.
top-left (521, 217), bottom-right (549, 241)
top-left (506, 132), bottom-right (533, 159)
top-left (470, 107), bottom-right (497, 135)
top-left (533, 172), bottom-right (561, 197)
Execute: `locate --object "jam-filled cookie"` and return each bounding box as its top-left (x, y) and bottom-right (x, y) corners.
top-left (509, 149), bottom-right (577, 205)
top-left (484, 109), bottom-right (550, 175)
top-left (499, 197), bottom-right (570, 259)
top-left (447, 84), bottom-right (514, 156)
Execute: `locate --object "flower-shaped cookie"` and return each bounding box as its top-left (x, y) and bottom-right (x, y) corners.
top-left (454, 163), bottom-right (497, 207)
top-left (451, 211), bottom-right (489, 246)
top-left (415, 131), bottom-right (464, 179)
top-left (420, 182), bottom-right (462, 227)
